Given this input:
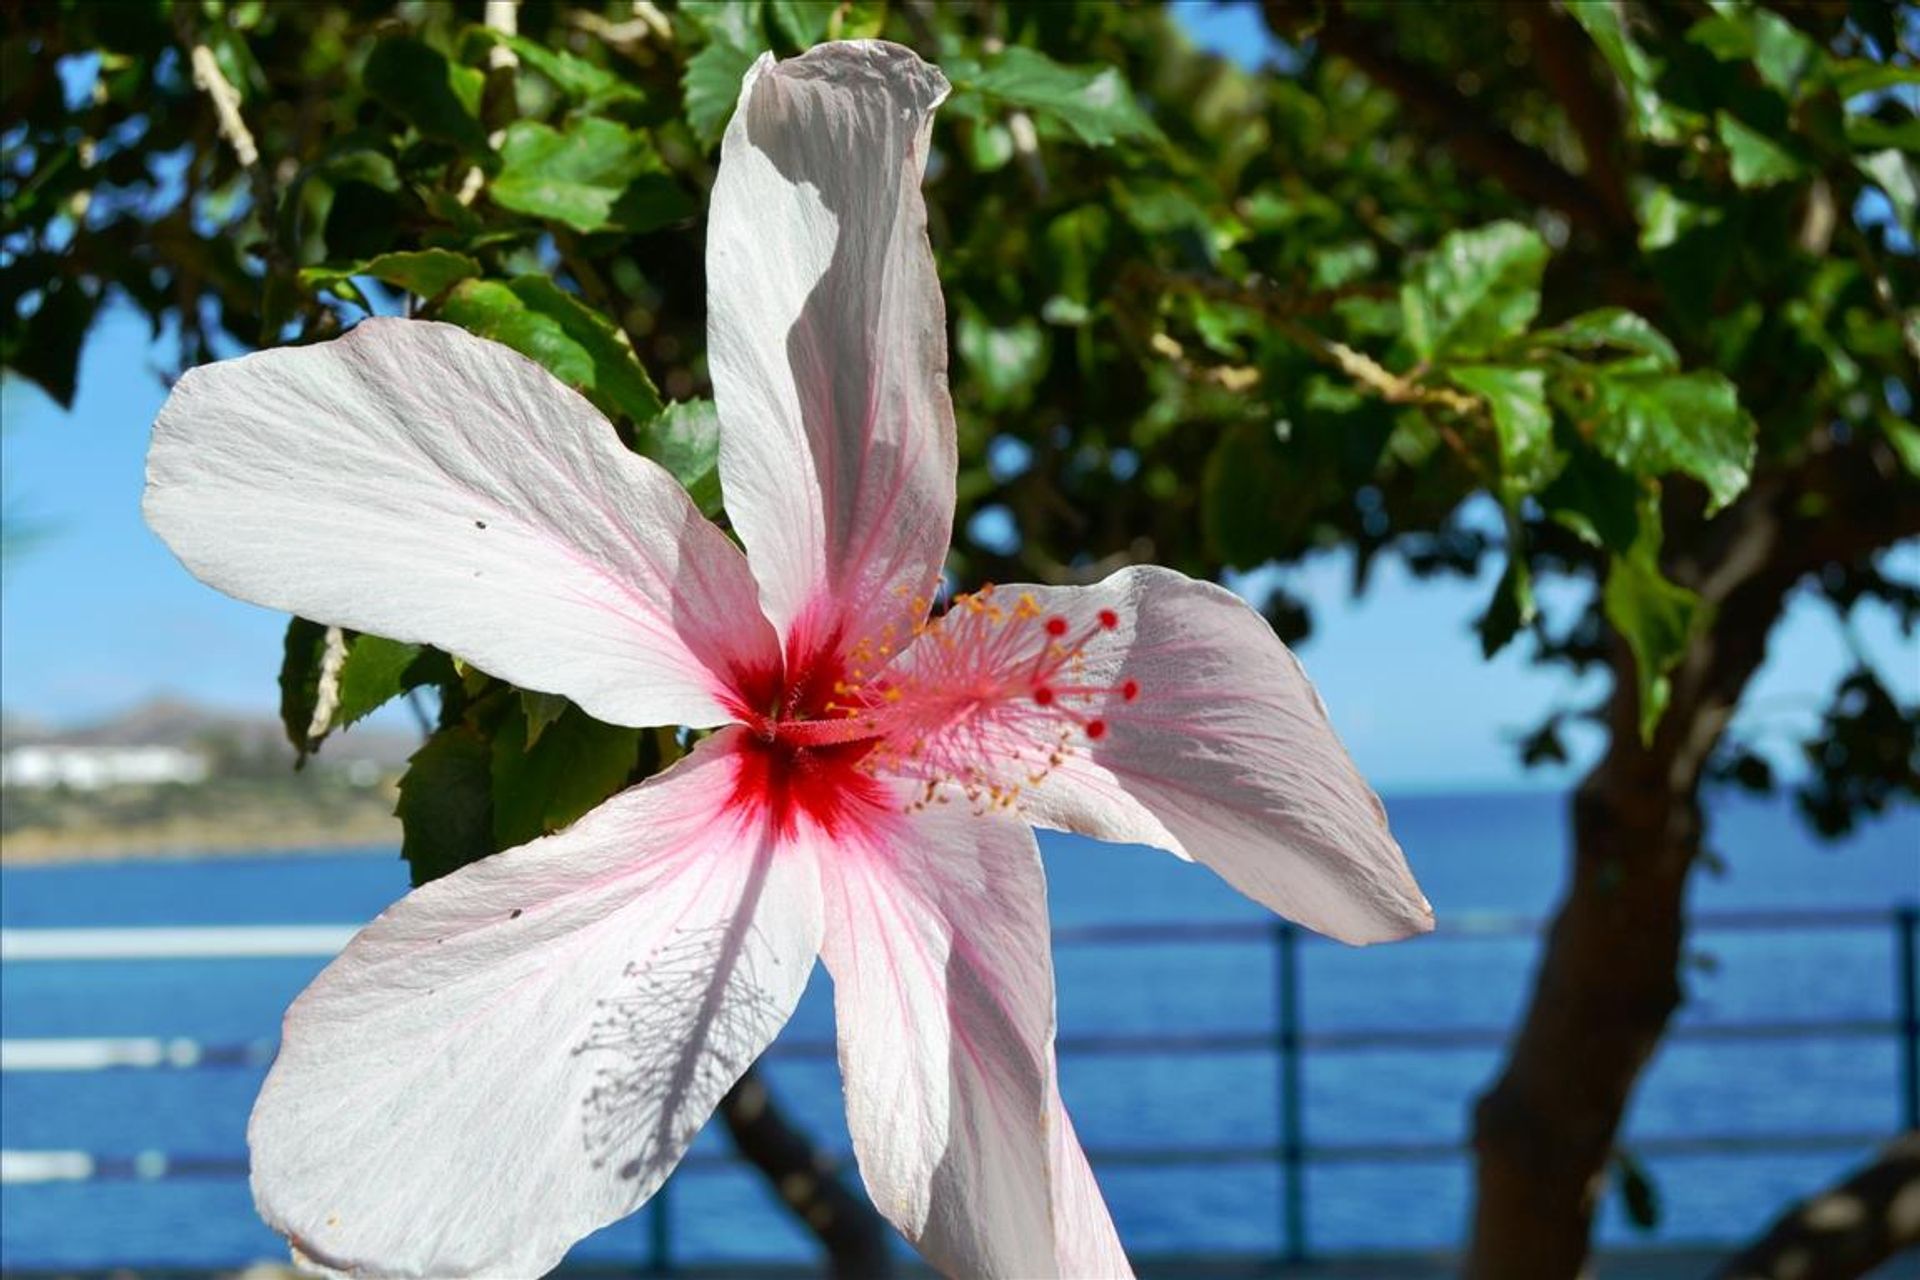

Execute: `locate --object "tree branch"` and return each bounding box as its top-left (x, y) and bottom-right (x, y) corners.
top-left (1711, 1131), bottom-right (1920, 1280)
top-left (718, 1067), bottom-right (895, 1278)
top-left (1510, 0), bottom-right (1634, 233)
top-left (1262, 0), bottom-right (1633, 242)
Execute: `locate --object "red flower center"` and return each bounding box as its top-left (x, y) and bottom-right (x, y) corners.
top-left (724, 587), bottom-right (1139, 833)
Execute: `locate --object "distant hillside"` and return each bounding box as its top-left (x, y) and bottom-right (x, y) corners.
top-left (1, 698), bottom-right (416, 862)
top-left (1, 696), bottom-right (418, 766)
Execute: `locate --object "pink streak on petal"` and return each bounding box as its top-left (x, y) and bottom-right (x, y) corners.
top-left (930, 566), bottom-right (1433, 945)
top-left (813, 796), bottom-right (1129, 1276)
top-left (708, 42), bottom-right (955, 657)
top-left (248, 731), bottom-right (819, 1279)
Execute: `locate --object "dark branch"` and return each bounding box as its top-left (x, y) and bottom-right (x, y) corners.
top-left (1509, 0), bottom-right (1634, 233)
top-left (718, 1066), bottom-right (895, 1278)
top-left (1711, 1132), bottom-right (1920, 1280)
top-left (1261, 0), bottom-right (1633, 242)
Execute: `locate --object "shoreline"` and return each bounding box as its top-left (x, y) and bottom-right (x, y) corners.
top-left (1, 825), bottom-right (401, 867)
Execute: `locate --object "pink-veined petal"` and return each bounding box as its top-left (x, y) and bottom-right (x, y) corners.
top-left (812, 799), bottom-right (1129, 1277)
top-left (1049, 1097), bottom-right (1133, 1278)
top-left (248, 730), bottom-right (818, 1278)
top-left (1004, 566), bottom-right (1431, 945)
top-left (708, 41), bottom-right (955, 663)
top-left (145, 318), bottom-right (779, 729)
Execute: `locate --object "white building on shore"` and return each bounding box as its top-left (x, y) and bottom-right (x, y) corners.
top-left (0, 745), bottom-right (210, 791)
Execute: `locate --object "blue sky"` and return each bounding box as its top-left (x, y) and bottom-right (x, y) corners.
top-left (2, 4), bottom-right (1914, 790)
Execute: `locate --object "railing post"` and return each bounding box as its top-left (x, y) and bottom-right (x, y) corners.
top-left (1898, 904), bottom-right (1919, 1133)
top-left (1273, 919), bottom-right (1307, 1264)
top-left (647, 1175), bottom-right (674, 1275)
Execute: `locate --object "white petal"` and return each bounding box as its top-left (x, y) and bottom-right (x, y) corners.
top-left (248, 731), bottom-right (819, 1278)
top-left (1005, 566), bottom-right (1431, 945)
top-left (708, 41), bottom-right (956, 662)
top-left (812, 800), bottom-right (1128, 1276)
top-left (1050, 1099), bottom-right (1133, 1278)
top-left (146, 318), bottom-right (779, 729)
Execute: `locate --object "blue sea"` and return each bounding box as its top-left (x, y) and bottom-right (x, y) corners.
top-left (2, 791), bottom-right (1916, 1271)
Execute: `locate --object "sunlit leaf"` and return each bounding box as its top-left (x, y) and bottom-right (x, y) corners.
top-left (1537, 309), bottom-right (1679, 371)
top-left (302, 249), bottom-right (480, 302)
top-left (1716, 110), bottom-right (1804, 188)
top-left (1448, 365), bottom-right (1559, 497)
top-left (957, 308), bottom-right (1050, 410)
top-left (1577, 369), bottom-right (1756, 512)
top-left (482, 32), bottom-right (645, 109)
top-left (955, 47), bottom-right (1161, 148)
top-left (1605, 516), bottom-right (1705, 743)
top-left (642, 399), bottom-right (724, 516)
top-left (492, 119), bottom-right (691, 234)
top-left (438, 276), bottom-right (663, 427)
top-left (1401, 221), bottom-right (1546, 360)
top-left (684, 39), bottom-right (757, 148)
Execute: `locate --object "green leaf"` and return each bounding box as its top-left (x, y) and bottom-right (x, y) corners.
top-left (519, 691), bottom-right (570, 750)
top-left (278, 617), bottom-right (330, 762)
top-left (956, 308), bottom-right (1050, 410)
top-left (1830, 60), bottom-right (1920, 99)
top-left (363, 35), bottom-right (487, 152)
top-left (302, 249), bottom-right (480, 302)
top-left (1688, 5), bottom-right (1819, 96)
top-left (968, 120), bottom-right (1015, 173)
top-left (641, 399), bottom-right (724, 516)
top-left (2, 273), bottom-right (98, 409)
top-left (680, 0), bottom-right (764, 47)
top-left (1565, 3), bottom-right (1698, 142)
top-left (1540, 447), bottom-right (1641, 554)
top-left (490, 702), bottom-right (641, 850)
top-left (1537, 308), bottom-right (1679, 371)
top-left (1858, 149), bottom-right (1918, 237)
top-left (1477, 551), bottom-right (1536, 659)
top-left (1579, 369), bottom-right (1756, 512)
top-left (492, 118), bottom-right (691, 235)
top-left (1715, 111), bottom-right (1804, 188)
top-left (768, 0), bottom-right (836, 47)
top-left (1882, 417), bottom-right (1920, 479)
top-left (961, 48), bottom-right (1161, 148)
top-left (1604, 516), bottom-right (1704, 744)
top-left (1202, 423), bottom-right (1288, 568)
top-left (1612, 1150), bottom-right (1663, 1233)
top-left (1448, 365), bottom-right (1559, 497)
top-left (333, 635), bottom-right (427, 729)
top-left (361, 249), bottom-right (480, 298)
top-left (685, 39), bottom-right (758, 149)
top-left (1845, 117), bottom-right (1920, 153)
top-left (483, 32), bottom-right (645, 109)
top-left (399, 725), bottom-right (495, 887)
top-left (1401, 221), bottom-right (1547, 360)
top-left (438, 276), bottom-right (663, 427)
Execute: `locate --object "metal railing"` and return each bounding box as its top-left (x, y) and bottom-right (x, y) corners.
top-left (3, 904), bottom-right (1916, 1271)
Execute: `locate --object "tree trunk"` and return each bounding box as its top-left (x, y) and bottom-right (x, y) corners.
top-left (1711, 1132), bottom-right (1920, 1280)
top-left (1466, 729), bottom-right (1700, 1276)
top-left (1467, 440), bottom-right (1920, 1275)
top-left (719, 1065), bottom-right (896, 1278)
top-left (1467, 478), bottom-right (1803, 1276)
